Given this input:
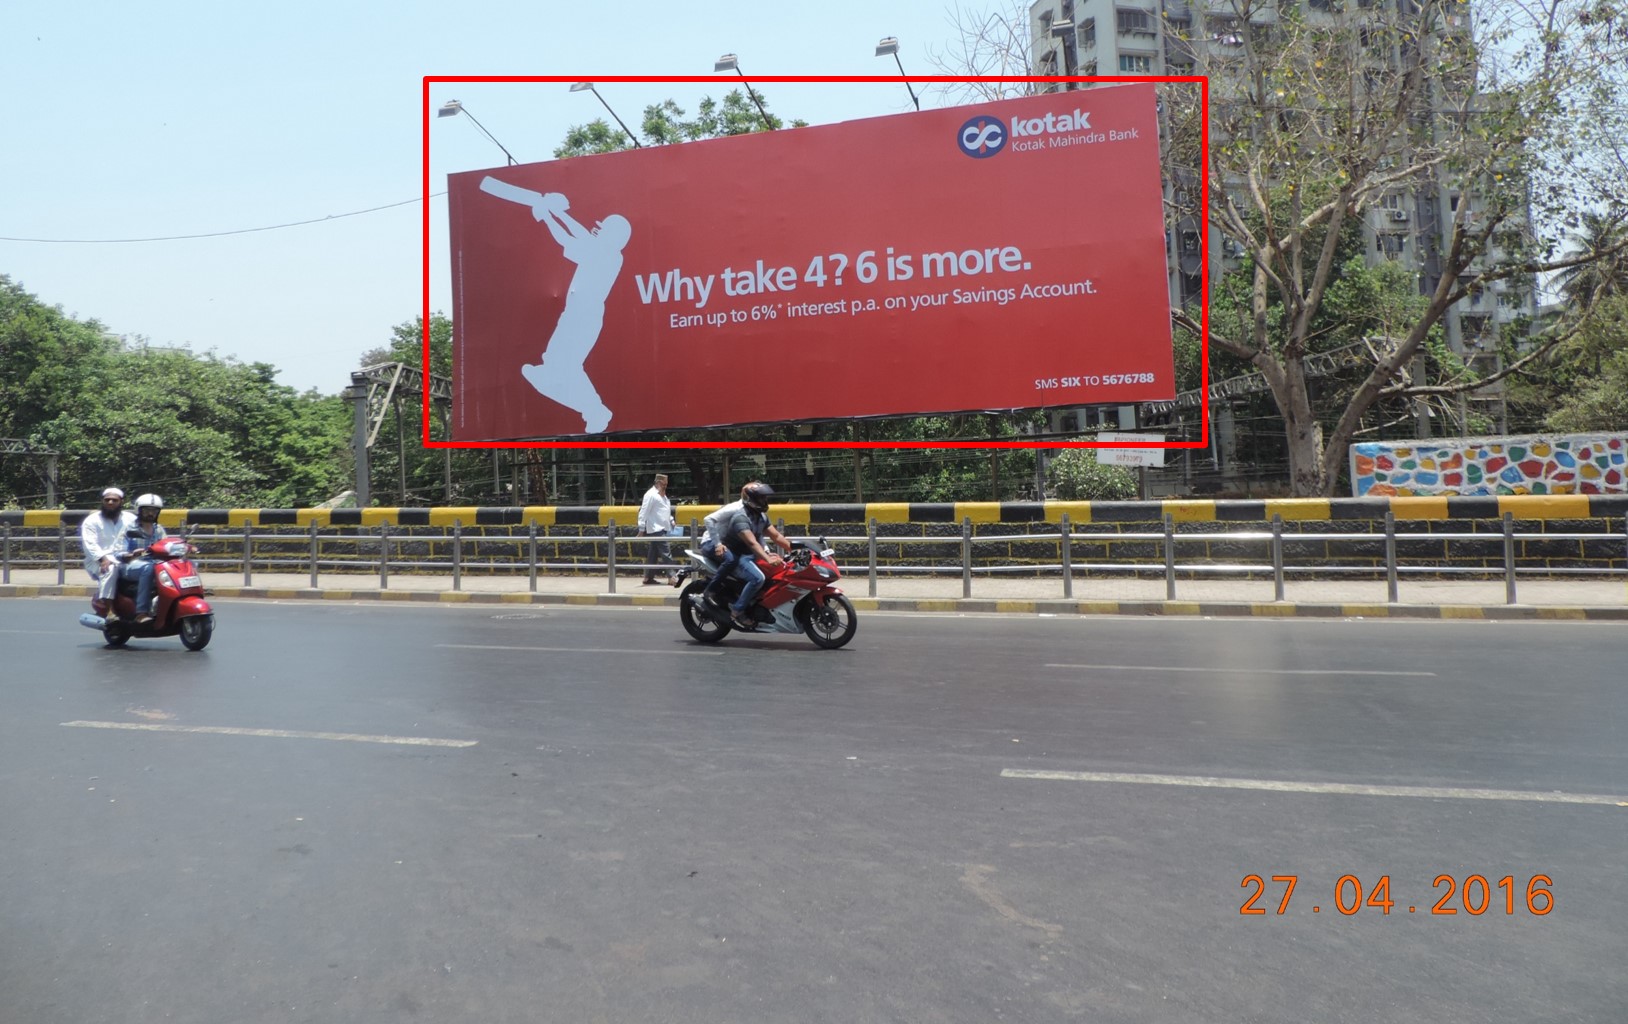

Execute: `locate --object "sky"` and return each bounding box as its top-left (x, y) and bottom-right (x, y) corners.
top-left (2, 0), bottom-right (1003, 395)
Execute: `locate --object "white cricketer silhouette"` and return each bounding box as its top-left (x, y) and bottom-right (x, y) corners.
top-left (480, 176), bottom-right (631, 434)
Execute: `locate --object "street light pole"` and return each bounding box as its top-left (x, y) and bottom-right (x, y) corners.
top-left (1048, 22), bottom-right (1077, 90)
top-left (569, 82), bottom-right (643, 148)
top-left (713, 54), bottom-right (776, 129)
top-left (875, 37), bottom-right (921, 111)
top-left (436, 100), bottom-right (518, 166)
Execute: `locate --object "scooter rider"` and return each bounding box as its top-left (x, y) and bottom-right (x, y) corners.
top-left (81, 487), bottom-right (135, 621)
top-left (120, 493), bottom-right (169, 623)
top-left (699, 481), bottom-right (792, 630)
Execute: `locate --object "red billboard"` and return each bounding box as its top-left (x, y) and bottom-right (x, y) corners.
top-left (447, 83), bottom-right (1174, 441)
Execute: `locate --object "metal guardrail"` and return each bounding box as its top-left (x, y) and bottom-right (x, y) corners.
top-left (4, 513), bottom-right (1626, 605)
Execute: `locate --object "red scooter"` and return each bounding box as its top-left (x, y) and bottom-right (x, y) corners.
top-left (676, 539), bottom-right (857, 649)
top-left (79, 534), bottom-right (215, 650)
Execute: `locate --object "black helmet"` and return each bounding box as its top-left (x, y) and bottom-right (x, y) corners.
top-left (741, 481), bottom-right (775, 513)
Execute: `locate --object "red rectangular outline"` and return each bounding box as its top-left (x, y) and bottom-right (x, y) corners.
top-left (422, 74), bottom-right (1209, 451)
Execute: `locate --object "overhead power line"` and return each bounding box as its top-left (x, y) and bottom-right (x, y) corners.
top-left (0, 193), bottom-right (446, 244)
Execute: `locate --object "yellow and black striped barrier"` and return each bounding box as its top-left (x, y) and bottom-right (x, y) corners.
top-left (5, 494), bottom-right (1625, 529)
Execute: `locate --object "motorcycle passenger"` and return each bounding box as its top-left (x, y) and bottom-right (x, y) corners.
top-left (121, 493), bottom-right (169, 623)
top-left (80, 487), bottom-right (135, 621)
top-left (699, 481), bottom-right (792, 630)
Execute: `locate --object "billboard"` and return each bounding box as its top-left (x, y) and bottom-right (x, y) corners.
top-left (447, 83), bottom-right (1174, 441)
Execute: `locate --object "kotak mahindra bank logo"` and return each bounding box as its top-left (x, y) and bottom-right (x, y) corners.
top-left (957, 108), bottom-right (1131, 158)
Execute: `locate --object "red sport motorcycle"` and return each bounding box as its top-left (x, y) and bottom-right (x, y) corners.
top-left (79, 534), bottom-right (215, 651)
top-left (676, 539), bottom-right (857, 649)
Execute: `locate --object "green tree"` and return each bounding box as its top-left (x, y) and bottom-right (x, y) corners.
top-left (0, 275), bottom-right (351, 508)
top-left (1544, 294), bottom-right (1628, 431)
top-left (1164, 0), bottom-right (1628, 494)
top-left (555, 90), bottom-right (806, 158)
top-left (1555, 209), bottom-right (1628, 307)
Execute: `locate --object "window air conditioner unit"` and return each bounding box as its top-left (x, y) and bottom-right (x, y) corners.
top-left (1389, 209), bottom-right (1409, 222)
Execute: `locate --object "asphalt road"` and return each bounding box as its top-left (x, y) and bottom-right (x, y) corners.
top-left (1, 597), bottom-right (1624, 1023)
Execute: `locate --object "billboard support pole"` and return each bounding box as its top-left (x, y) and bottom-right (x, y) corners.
top-left (395, 398), bottom-right (407, 503)
top-left (348, 379), bottom-right (370, 508)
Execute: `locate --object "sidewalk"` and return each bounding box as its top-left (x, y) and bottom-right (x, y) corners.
top-left (4, 569), bottom-right (1625, 619)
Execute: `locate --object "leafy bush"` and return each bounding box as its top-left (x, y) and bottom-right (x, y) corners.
top-left (1047, 449), bottom-right (1137, 501)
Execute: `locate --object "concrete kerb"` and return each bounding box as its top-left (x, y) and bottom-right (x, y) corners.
top-left (6, 581), bottom-right (1627, 621)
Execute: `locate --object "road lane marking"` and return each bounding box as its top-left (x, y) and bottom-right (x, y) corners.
top-left (1000, 769), bottom-right (1627, 806)
top-left (1045, 663), bottom-right (1436, 677)
top-left (61, 721), bottom-right (476, 747)
top-left (436, 643), bottom-right (722, 656)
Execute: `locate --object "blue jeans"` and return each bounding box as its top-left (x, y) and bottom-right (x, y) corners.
top-left (121, 559), bottom-right (157, 613)
top-left (700, 549), bottom-right (737, 603)
top-left (730, 556), bottom-right (766, 614)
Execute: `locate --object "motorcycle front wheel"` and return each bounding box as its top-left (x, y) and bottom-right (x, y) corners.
top-left (679, 580), bottom-right (732, 644)
top-left (800, 593), bottom-right (857, 650)
top-left (179, 615), bottom-right (213, 651)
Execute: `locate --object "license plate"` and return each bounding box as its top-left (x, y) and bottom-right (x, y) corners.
top-left (178, 575), bottom-right (202, 589)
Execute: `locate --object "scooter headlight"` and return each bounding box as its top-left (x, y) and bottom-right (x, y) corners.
top-left (157, 569), bottom-right (173, 587)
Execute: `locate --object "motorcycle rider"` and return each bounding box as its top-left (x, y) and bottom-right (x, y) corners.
top-left (698, 481), bottom-right (792, 630)
top-left (80, 487), bottom-right (135, 621)
top-left (120, 493), bottom-right (169, 623)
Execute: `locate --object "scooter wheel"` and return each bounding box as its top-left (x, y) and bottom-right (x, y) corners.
top-left (179, 615), bottom-right (213, 651)
top-left (103, 624), bottom-right (130, 648)
top-left (679, 580), bottom-right (732, 644)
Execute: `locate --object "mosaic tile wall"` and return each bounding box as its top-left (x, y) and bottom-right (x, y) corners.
top-left (1350, 434), bottom-right (1628, 496)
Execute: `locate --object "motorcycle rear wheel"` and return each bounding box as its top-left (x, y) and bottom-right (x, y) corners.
top-left (103, 624), bottom-right (130, 648)
top-left (179, 615), bottom-right (213, 651)
top-left (679, 580), bottom-right (732, 644)
top-left (800, 593), bottom-right (857, 650)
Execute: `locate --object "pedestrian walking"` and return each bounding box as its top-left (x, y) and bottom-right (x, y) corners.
top-left (639, 473), bottom-right (676, 584)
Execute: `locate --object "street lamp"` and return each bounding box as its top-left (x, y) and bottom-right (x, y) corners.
top-left (875, 37), bottom-right (921, 111)
top-left (569, 82), bottom-right (643, 148)
top-left (436, 100), bottom-right (518, 166)
top-left (1048, 21), bottom-right (1077, 90)
top-left (712, 53), bottom-right (776, 129)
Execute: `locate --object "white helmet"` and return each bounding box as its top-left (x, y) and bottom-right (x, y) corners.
top-left (134, 493), bottom-right (164, 513)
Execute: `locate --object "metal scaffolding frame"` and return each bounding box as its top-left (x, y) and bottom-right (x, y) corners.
top-left (345, 363), bottom-right (452, 507)
top-left (0, 439), bottom-right (61, 506)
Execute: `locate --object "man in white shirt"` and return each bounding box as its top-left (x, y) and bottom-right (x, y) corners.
top-left (638, 473), bottom-right (676, 584)
top-left (81, 486), bottom-right (135, 620)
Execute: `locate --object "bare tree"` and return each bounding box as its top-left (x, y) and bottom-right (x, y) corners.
top-left (924, 1), bottom-right (1042, 102)
top-left (1167, 0), bottom-right (1628, 494)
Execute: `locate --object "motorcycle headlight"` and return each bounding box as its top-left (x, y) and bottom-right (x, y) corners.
top-left (157, 569), bottom-right (173, 587)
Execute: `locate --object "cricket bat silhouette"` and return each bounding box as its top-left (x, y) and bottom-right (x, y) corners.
top-left (479, 176), bottom-right (567, 219)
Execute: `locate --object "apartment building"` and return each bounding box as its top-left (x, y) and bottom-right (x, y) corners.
top-left (1029, 0), bottom-right (1533, 436)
